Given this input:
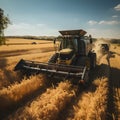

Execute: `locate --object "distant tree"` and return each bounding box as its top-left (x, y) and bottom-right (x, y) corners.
top-left (0, 8), bottom-right (10, 45)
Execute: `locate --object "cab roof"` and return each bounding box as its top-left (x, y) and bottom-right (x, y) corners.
top-left (59, 29), bottom-right (87, 36)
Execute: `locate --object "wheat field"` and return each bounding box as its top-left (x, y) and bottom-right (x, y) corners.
top-left (0, 38), bottom-right (119, 120)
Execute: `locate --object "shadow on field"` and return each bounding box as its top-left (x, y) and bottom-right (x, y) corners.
top-left (106, 53), bottom-right (120, 120)
top-left (109, 50), bottom-right (120, 56)
top-left (110, 67), bottom-right (120, 120)
top-left (0, 58), bottom-right (7, 68)
top-left (106, 50), bottom-right (120, 88)
top-left (90, 64), bottom-right (109, 81)
top-left (0, 58), bottom-right (22, 88)
top-left (108, 67), bottom-right (120, 120)
top-left (0, 50), bottom-right (28, 57)
top-left (106, 67), bottom-right (120, 120)
top-left (0, 47), bottom-right (54, 58)
top-left (0, 75), bottom-right (49, 119)
top-left (110, 67), bottom-right (120, 88)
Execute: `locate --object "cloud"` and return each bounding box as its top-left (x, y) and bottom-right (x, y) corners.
top-left (88, 20), bottom-right (120, 25)
top-left (8, 23), bottom-right (32, 29)
top-left (88, 20), bottom-right (98, 25)
top-left (5, 23), bottom-right (58, 36)
top-left (98, 20), bottom-right (120, 25)
top-left (114, 4), bottom-right (120, 11)
top-left (36, 24), bottom-right (45, 27)
top-left (112, 15), bottom-right (118, 18)
top-left (87, 28), bottom-right (120, 39)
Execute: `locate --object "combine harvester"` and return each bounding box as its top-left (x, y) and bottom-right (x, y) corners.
top-left (14, 29), bottom-right (96, 86)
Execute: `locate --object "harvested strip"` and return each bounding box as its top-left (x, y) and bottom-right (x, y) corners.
top-left (8, 81), bottom-right (75, 120)
top-left (108, 54), bottom-right (120, 119)
top-left (67, 78), bottom-right (108, 120)
top-left (86, 78), bottom-right (108, 120)
top-left (0, 75), bottom-right (45, 115)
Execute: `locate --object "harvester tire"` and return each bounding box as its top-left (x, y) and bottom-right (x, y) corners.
top-left (89, 52), bottom-right (96, 69)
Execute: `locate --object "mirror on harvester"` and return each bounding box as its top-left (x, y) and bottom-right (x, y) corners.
top-left (89, 35), bottom-right (92, 44)
top-left (53, 38), bottom-right (56, 44)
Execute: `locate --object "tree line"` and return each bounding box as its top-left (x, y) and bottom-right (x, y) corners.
top-left (0, 8), bottom-right (10, 45)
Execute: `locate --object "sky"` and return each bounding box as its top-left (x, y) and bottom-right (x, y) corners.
top-left (0, 0), bottom-right (120, 38)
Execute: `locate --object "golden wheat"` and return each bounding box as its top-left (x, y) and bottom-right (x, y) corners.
top-left (67, 77), bottom-right (109, 120)
top-left (0, 38), bottom-right (53, 52)
top-left (0, 75), bottom-right (45, 111)
top-left (6, 38), bottom-right (52, 44)
top-left (0, 38), bottom-right (119, 119)
top-left (8, 81), bottom-right (75, 120)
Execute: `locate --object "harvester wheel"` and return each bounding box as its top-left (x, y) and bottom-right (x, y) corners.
top-left (48, 53), bottom-right (58, 63)
top-left (89, 52), bottom-right (96, 69)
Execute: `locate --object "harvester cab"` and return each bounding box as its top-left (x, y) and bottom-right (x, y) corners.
top-left (14, 29), bottom-right (96, 85)
top-left (50, 30), bottom-right (94, 66)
